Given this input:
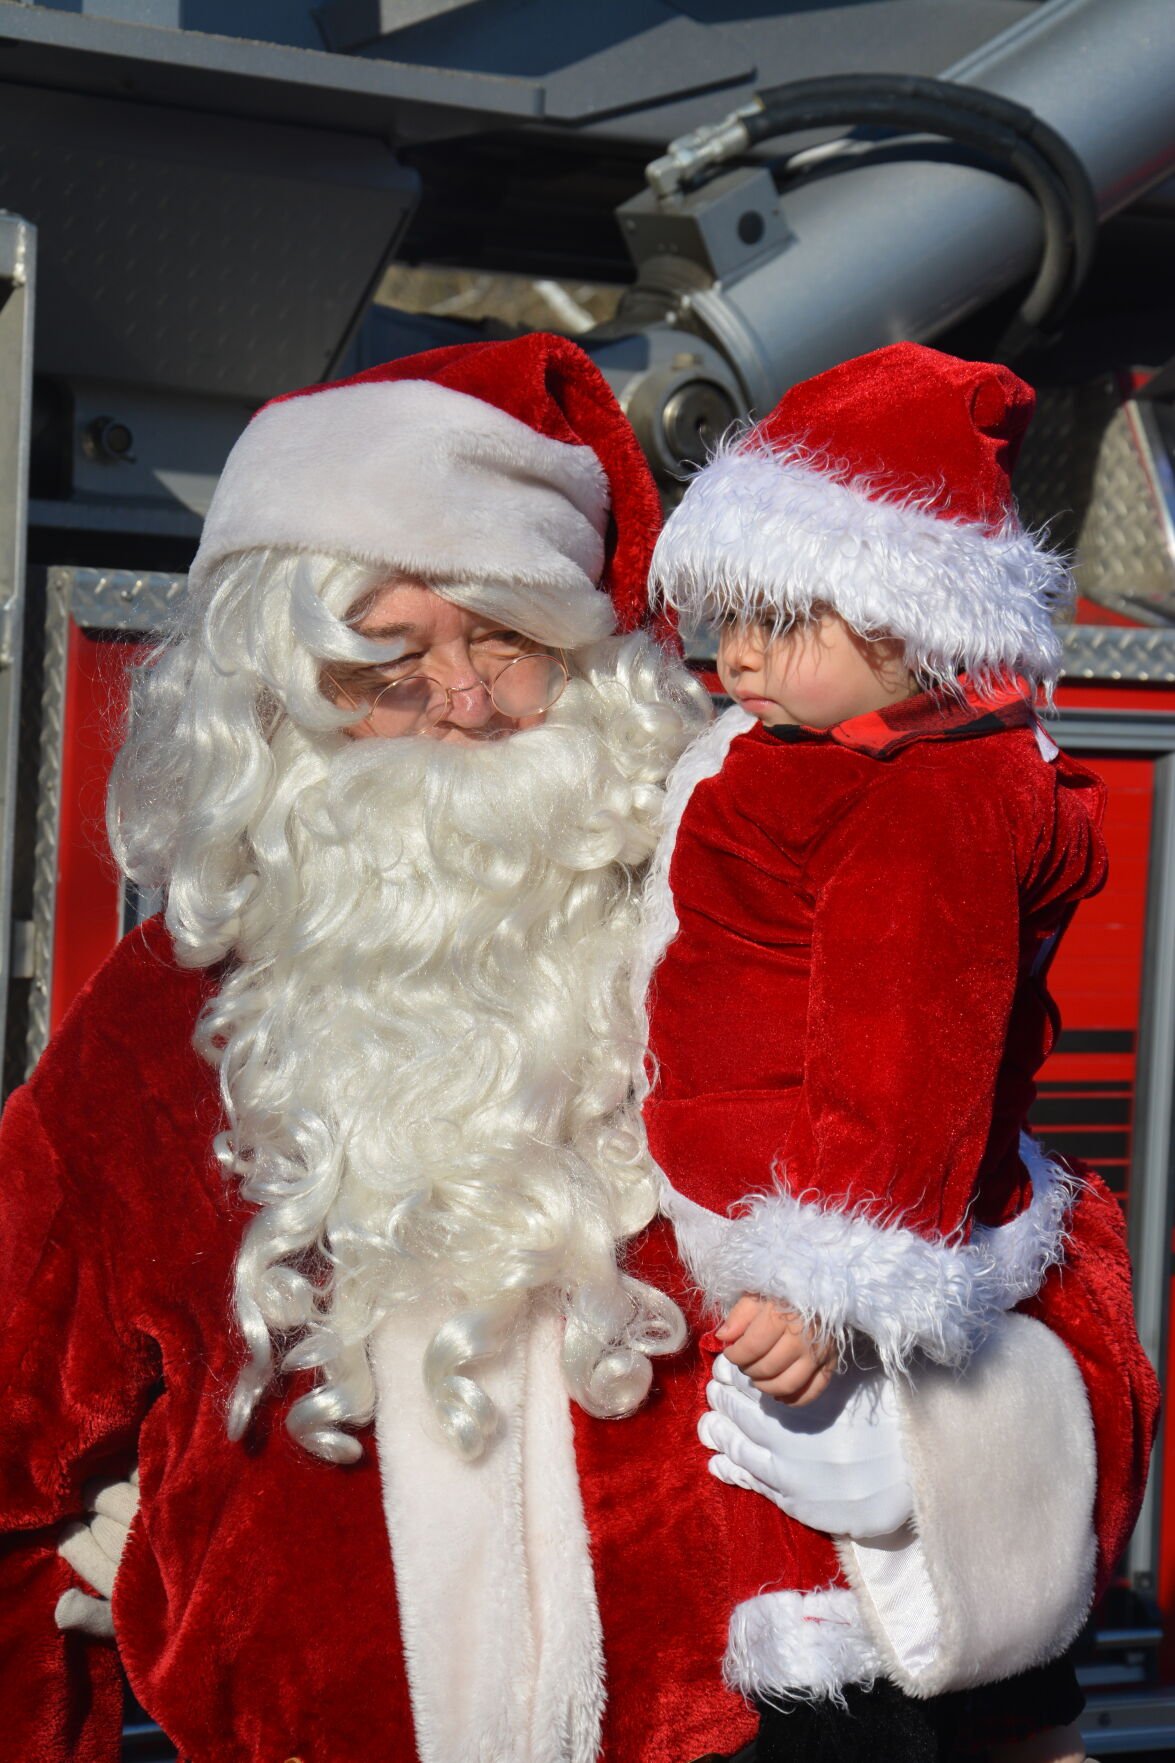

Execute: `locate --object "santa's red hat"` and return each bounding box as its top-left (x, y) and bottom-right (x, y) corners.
top-left (191, 331), bottom-right (670, 647)
top-left (651, 342), bottom-right (1071, 689)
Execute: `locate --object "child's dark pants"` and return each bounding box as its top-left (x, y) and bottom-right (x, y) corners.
top-left (691, 1653), bottom-right (1084, 1763)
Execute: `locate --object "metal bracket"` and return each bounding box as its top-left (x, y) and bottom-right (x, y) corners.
top-left (619, 166), bottom-right (793, 290)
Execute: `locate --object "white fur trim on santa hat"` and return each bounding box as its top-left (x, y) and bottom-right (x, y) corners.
top-left (725, 1587), bottom-right (881, 1705)
top-left (191, 378), bottom-right (616, 649)
top-left (651, 438), bottom-right (1072, 691)
top-left (661, 1133), bottom-right (1076, 1379)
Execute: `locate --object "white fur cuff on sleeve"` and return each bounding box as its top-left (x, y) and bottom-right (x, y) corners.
top-left (840, 1312), bottom-right (1097, 1697)
top-left (661, 1134), bottom-right (1075, 1375)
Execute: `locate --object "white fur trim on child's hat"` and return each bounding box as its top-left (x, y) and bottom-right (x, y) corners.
top-left (650, 437), bottom-right (1072, 692)
top-left (190, 378), bottom-right (615, 648)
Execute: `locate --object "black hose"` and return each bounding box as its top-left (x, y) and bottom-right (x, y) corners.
top-left (753, 75), bottom-right (1092, 238)
top-left (750, 75), bottom-right (1097, 291)
top-left (738, 74), bottom-right (1098, 356)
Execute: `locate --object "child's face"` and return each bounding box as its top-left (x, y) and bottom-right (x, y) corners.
top-left (716, 610), bottom-right (916, 729)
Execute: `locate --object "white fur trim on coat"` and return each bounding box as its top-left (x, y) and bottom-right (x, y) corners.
top-left (191, 379), bottom-right (615, 649)
top-left (841, 1311), bottom-right (1097, 1696)
top-left (631, 701), bottom-right (753, 1055)
top-left (724, 1587), bottom-right (881, 1704)
top-left (661, 1133), bottom-right (1076, 1377)
top-left (371, 1300), bottom-right (605, 1763)
top-left (650, 440), bottom-right (1072, 691)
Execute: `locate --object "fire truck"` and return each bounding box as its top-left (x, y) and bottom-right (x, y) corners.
top-left (1, 0), bottom-right (1174, 1752)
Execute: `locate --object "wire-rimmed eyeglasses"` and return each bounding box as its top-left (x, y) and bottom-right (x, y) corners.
top-left (328, 636), bottom-right (569, 736)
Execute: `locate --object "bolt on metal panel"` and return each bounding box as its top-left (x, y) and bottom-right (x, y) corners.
top-left (618, 167), bottom-right (793, 286)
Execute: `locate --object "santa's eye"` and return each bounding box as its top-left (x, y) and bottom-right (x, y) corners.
top-left (473, 629), bottom-right (531, 658)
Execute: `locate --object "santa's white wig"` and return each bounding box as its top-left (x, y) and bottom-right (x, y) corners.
top-left (109, 548), bottom-right (710, 1463)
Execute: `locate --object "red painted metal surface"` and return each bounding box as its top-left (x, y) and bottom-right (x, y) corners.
top-left (1032, 750), bottom-right (1150, 1206)
top-left (48, 628), bottom-right (134, 1034)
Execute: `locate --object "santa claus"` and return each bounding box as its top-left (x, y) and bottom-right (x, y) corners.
top-left (0, 333), bottom-right (727, 1763)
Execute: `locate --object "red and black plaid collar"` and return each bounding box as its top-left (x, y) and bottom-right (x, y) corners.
top-left (762, 678), bottom-right (1038, 759)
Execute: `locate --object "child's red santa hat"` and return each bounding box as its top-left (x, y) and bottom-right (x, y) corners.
top-left (191, 331), bottom-right (671, 648)
top-left (651, 341), bottom-right (1071, 690)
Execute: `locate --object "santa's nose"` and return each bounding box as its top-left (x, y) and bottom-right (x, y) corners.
top-left (442, 678), bottom-right (496, 728)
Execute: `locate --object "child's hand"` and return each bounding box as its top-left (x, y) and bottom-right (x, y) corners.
top-left (716, 1293), bottom-right (836, 1404)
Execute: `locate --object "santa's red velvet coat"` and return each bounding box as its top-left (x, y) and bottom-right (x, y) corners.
top-left (0, 911), bottom-right (793, 1763)
top-left (639, 691), bottom-right (1158, 1701)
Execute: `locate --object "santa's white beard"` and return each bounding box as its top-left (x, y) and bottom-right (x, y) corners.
top-left (203, 678), bottom-right (684, 1462)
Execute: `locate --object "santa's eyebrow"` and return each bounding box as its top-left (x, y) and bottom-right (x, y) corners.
top-left (354, 621), bottom-right (416, 642)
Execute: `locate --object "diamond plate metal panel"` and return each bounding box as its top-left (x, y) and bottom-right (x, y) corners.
top-left (1014, 381), bottom-right (1175, 624)
top-left (1061, 625), bottom-right (1175, 684)
top-left (0, 82), bottom-right (418, 402)
top-left (54, 567), bottom-right (189, 635)
top-left (25, 570), bottom-right (69, 1075)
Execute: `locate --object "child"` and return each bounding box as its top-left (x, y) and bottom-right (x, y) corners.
top-left (640, 343), bottom-right (1158, 1762)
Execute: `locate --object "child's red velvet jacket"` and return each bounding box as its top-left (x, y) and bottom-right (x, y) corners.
top-left (641, 687), bottom-right (1158, 1702)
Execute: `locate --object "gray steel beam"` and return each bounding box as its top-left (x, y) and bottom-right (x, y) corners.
top-left (0, 212), bottom-right (34, 1091)
top-left (0, 0), bottom-right (1049, 145)
top-left (1051, 711), bottom-right (1175, 755)
top-left (1082, 1688), bottom-right (1175, 1753)
top-left (0, 0), bottom-right (543, 129)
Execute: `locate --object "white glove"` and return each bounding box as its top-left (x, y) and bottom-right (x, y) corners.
top-left (699, 1354), bottom-right (913, 1540)
top-left (55, 1470), bottom-right (140, 1640)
